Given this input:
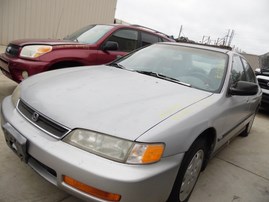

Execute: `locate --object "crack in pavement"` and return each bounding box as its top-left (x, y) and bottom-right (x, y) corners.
top-left (216, 156), bottom-right (269, 182)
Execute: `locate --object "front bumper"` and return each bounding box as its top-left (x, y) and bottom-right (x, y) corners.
top-left (1, 96), bottom-right (183, 202)
top-left (0, 53), bottom-right (49, 83)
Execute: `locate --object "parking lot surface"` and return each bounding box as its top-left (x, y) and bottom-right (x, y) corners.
top-left (0, 46), bottom-right (269, 202)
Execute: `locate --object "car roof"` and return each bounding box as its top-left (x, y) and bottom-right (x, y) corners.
top-left (106, 24), bottom-right (175, 41)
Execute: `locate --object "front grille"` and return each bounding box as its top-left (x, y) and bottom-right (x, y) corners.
top-left (6, 44), bottom-right (20, 56)
top-left (0, 58), bottom-right (8, 66)
top-left (0, 57), bottom-right (10, 73)
top-left (17, 99), bottom-right (71, 139)
top-left (257, 78), bottom-right (269, 90)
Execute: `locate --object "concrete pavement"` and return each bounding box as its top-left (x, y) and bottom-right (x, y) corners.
top-left (0, 46), bottom-right (269, 201)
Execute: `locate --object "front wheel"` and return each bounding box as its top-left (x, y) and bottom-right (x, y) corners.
top-left (167, 138), bottom-right (207, 202)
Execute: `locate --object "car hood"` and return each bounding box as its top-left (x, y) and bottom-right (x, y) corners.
top-left (20, 66), bottom-right (212, 141)
top-left (10, 39), bottom-right (79, 46)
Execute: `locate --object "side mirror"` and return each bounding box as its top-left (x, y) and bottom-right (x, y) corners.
top-left (255, 68), bottom-right (261, 75)
top-left (229, 81), bottom-right (258, 96)
top-left (102, 41), bottom-right (119, 51)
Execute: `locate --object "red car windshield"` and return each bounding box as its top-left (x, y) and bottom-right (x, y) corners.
top-left (64, 24), bottom-right (114, 44)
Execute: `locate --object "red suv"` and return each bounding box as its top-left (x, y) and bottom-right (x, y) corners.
top-left (0, 24), bottom-right (174, 82)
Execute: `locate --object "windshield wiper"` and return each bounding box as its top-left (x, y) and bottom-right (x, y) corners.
top-left (135, 70), bottom-right (191, 87)
top-left (109, 63), bottom-right (126, 69)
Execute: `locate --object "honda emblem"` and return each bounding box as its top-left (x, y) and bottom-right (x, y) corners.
top-left (31, 112), bottom-right (39, 122)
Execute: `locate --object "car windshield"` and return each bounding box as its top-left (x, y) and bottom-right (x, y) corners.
top-left (64, 24), bottom-right (113, 44)
top-left (116, 43), bottom-right (228, 93)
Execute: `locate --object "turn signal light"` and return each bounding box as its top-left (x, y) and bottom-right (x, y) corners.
top-left (33, 46), bottom-right (52, 57)
top-left (63, 175), bottom-right (121, 201)
top-left (127, 143), bottom-right (164, 164)
top-left (142, 144), bottom-right (164, 163)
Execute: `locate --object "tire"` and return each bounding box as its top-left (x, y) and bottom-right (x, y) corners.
top-left (167, 138), bottom-right (207, 202)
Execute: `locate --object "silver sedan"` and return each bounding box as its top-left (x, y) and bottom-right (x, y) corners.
top-left (1, 42), bottom-right (262, 202)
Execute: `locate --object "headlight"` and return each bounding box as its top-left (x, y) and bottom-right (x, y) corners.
top-left (11, 85), bottom-right (21, 107)
top-left (63, 129), bottom-right (164, 164)
top-left (20, 45), bottom-right (52, 58)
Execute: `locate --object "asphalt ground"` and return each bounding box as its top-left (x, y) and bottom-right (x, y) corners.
top-left (0, 46), bottom-right (269, 202)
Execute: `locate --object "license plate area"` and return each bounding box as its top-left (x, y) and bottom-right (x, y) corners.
top-left (2, 123), bottom-right (28, 163)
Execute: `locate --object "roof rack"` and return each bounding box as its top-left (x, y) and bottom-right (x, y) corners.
top-left (177, 37), bottom-right (232, 50)
top-left (131, 24), bottom-right (174, 39)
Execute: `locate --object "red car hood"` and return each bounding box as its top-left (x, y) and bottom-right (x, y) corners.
top-left (10, 39), bottom-right (79, 46)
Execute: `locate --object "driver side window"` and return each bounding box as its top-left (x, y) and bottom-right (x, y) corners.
top-left (106, 29), bottom-right (138, 52)
top-left (230, 56), bottom-right (247, 86)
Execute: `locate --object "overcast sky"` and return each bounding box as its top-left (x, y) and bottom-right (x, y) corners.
top-left (115, 0), bottom-right (269, 55)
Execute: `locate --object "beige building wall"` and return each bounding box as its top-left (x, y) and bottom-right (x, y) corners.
top-left (0, 0), bottom-right (117, 45)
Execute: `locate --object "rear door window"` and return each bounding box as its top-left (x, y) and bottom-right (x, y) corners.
top-left (159, 37), bottom-right (170, 42)
top-left (141, 32), bottom-right (159, 47)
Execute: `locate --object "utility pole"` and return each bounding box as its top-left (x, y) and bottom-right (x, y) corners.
top-left (227, 30), bottom-right (235, 47)
top-left (224, 29), bottom-right (230, 46)
top-left (178, 25), bottom-right (183, 39)
top-left (202, 36), bottom-right (211, 44)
